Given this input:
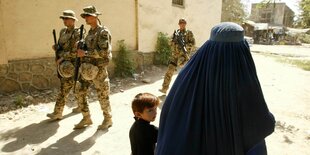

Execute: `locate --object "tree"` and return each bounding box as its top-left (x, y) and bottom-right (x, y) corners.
top-left (299, 0), bottom-right (310, 28)
top-left (221, 0), bottom-right (246, 24)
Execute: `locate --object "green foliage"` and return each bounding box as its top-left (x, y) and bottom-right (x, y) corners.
top-left (255, 0), bottom-right (276, 9)
top-left (221, 0), bottom-right (246, 24)
top-left (298, 33), bottom-right (310, 43)
top-left (299, 0), bottom-right (310, 28)
top-left (154, 32), bottom-right (172, 65)
top-left (14, 95), bottom-right (25, 107)
top-left (114, 40), bottom-right (135, 77)
top-left (278, 58), bottom-right (310, 71)
top-left (260, 52), bottom-right (310, 71)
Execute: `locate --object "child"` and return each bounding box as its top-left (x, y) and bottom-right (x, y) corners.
top-left (129, 93), bottom-right (160, 155)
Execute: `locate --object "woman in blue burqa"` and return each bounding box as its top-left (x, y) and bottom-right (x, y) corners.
top-left (155, 22), bottom-right (275, 155)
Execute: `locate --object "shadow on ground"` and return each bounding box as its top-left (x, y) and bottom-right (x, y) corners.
top-left (36, 129), bottom-right (107, 155)
top-left (0, 65), bottom-right (179, 154)
top-left (0, 120), bottom-right (59, 152)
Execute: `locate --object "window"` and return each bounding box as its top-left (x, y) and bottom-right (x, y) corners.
top-left (172, 0), bottom-right (184, 6)
top-left (266, 13), bottom-right (271, 19)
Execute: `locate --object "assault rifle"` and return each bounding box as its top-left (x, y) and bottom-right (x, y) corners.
top-left (73, 24), bottom-right (84, 92)
top-left (52, 29), bottom-right (62, 78)
top-left (173, 30), bottom-right (190, 60)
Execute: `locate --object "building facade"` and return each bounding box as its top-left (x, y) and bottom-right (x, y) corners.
top-left (0, 0), bottom-right (221, 93)
top-left (249, 2), bottom-right (294, 27)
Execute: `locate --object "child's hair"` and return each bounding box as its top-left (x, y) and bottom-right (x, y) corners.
top-left (132, 93), bottom-right (160, 113)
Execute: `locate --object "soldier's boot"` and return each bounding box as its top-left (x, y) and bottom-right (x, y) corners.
top-left (97, 114), bottom-right (113, 130)
top-left (46, 106), bottom-right (64, 120)
top-left (72, 107), bottom-right (82, 113)
top-left (159, 87), bottom-right (168, 94)
top-left (46, 112), bottom-right (63, 120)
top-left (74, 113), bottom-right (93, 129)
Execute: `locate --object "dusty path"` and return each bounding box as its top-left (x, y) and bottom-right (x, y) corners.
top-left (0, 48), bottom-right (310, 155)
top-left (251, 44), bottom-right (310, 58)
top-left (254, 53), bottom-right (310, 155)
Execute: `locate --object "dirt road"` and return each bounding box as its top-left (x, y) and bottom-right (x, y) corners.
top-left (0, 47), bottom-right (309, 155)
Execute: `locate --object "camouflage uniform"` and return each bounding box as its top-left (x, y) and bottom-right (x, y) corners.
top-left (160, 28), bottom-right (195, 94)
top-left (74, 6), bottom-right (113, 130)
top-left (47, 10), bottom-right (85, 120)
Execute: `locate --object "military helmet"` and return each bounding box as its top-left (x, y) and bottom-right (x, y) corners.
top-left (58, 61), bottom-right (75, 78)
top-left (79, 63), bottom-right (99, 80)
top-left (179, 18), bottom-right (187, 24)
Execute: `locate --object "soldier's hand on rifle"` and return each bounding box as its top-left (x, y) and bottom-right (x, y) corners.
top-left (52, 45), bottom-right (56, 51)
top-left (77, 49), bottom-right (86, 57)
top-left (53, 44), bottom-right (62, 52)
top-left (56, 58), bottom-right (63, 65)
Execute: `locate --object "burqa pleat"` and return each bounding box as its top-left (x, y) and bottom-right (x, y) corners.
top-left (155, 22), bottom-right (275, 155)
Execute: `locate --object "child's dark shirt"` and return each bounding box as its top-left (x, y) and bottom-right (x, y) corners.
top-left (129, 117), bottom-right (158, 155)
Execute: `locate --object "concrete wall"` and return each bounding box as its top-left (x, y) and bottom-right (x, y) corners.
top-left (274, 4), bottom-right (285, 26)
top-left (273, 3), bottom-right (294, 27)
top-left (250, 3), bottom-right (294, 27)
top-left (283, 5), bottom-right (294, 27)
top-left (138, 0), bottom-right (222, 53)
top-left (0, 0), bottom-right (136, 63)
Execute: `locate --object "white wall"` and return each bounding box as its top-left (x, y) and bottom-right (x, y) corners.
top-left (0, 0), bottom-right (222, 63)
top-left (138, 0), bottom-right (222, 52)
top-left (0, 1), bottom-right (7, 64)
top-left (0, 0), bottom-right (136, 62)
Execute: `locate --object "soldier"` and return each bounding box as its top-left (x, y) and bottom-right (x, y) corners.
top-left (159, 18), bottom-right (196, 94)
top-left (47, 10), bottom-right (86, 120)
top-left (74, 6), bottom-right (113, 130)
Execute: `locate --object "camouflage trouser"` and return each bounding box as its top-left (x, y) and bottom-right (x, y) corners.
top-left (161, 54), bottom-right (189, 91)
top-left (162, 64), bottom-right (177, 91)
top-left (77, 65), bottom-right (112, 119)
top-left (53, 77), bottom-right (75, 114)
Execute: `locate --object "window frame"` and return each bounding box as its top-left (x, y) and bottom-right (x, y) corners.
top-left (172, 0), bottom-right (185, 8)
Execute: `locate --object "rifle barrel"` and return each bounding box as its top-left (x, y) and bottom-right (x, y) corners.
top-left (73, 24), bottom-right (85, 92)
top-left (52, 29), bottom-right (57, 45)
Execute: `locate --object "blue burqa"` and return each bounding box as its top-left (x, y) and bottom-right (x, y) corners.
top-left (155, 22), bottom-right (275, 155)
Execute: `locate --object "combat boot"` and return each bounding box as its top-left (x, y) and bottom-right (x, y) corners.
top-left (74, 114), bottom-right (93, 129)
top-left (72, 107), bottom-right (82, 113)
top-left (98, 117), bottom-right (113, 130)
top-left (159, 88), bottom-right (167, 94)
top-left (47, 106), bottom-right (64, 120)
top-left (46, 112), bottom-right (63, 120)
